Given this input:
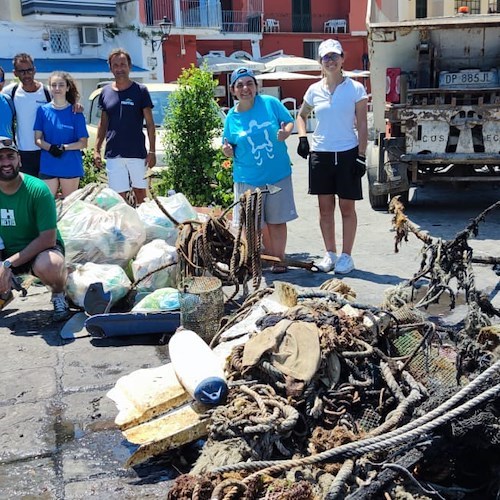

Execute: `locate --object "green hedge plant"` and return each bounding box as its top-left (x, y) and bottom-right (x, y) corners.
top-left (154, 65), bottom-right (228, 207)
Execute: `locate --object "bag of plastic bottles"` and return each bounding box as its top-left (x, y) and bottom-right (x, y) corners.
top-left (58, 200), bottom-right (146, 267)
top-left (131, 239), bottom-right (178, 292)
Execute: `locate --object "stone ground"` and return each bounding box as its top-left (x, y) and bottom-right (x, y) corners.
top-left (0, 134), bottom-right (499, 498)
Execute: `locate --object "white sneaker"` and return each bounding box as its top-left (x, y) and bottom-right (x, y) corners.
top-left (316, 251), bottom-right (337, 273)
top-left (334, 253), bottom-right (355, 274)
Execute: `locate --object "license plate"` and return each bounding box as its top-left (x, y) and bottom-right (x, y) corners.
top-left (439, 69), bottom-right (498, 89)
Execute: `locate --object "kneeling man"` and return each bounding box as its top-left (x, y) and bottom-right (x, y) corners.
top-left (0, 137), bottom-right (70, 321)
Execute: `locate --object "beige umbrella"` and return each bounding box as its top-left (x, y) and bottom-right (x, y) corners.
top-left (198, 55), bottom-right (266, 73)
top-left (255, 71), bottom-right (320, 81)
top-left (262, 56), bottom-right (321, 73)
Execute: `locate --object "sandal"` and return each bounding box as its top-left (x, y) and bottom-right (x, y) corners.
top-left (270, 264), bottom-right (288, 274)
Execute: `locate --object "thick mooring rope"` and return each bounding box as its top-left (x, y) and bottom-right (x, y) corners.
top-left (211, 361), bottom-right (499, 477)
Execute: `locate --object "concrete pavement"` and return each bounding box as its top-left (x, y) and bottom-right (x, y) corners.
top-left (1, 134), bottom-right (499, 498)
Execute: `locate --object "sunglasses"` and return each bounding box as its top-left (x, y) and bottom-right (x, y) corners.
top-left (0, 76), bottom-right (4, 82)
top-left (0, 139), bottom-right (14, 147)
top-left (321, 53), bottom-right (341, 63)
top-left (16, 68), bottom-right (35, 75)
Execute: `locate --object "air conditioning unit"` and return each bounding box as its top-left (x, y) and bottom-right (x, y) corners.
top-left (79, 26), bottom-right (103, 46)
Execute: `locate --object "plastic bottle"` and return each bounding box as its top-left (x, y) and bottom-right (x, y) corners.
top-left (168, 328), bottom-right (228, 405)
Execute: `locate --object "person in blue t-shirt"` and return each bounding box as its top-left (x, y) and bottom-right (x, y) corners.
top-left (34, 71), bottom-right (88, 198)
top-left (0, 66), bottom-right (14, 140)
top-left (222, 67), bottom-right (298, 273)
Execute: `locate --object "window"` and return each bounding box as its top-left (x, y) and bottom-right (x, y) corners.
top-left (416, 0), bottom-right (427, 18)
top-left (50, 29), bottom-right (70, 54)
top-left (303, 41), bottom-right (322, 60)
top-left (292, 0), bottom-right (311, 32)
top-left (487, 0), bottom-right (499, 11)
top-left (455, 0), bottom-right (480, 13)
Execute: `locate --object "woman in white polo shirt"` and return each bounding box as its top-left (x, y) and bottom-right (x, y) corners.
top-left (296, 39), bottom-right (368, 274)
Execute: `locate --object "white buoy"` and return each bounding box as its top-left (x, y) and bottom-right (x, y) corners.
top-left (168, 328), bottom-right (228, 405)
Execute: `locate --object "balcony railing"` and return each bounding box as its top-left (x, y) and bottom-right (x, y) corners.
top-left (21, 0), bottom-right (116, 17)
top-left (146, 0), bottom-right (262, 33)
top-left (222, 10), bottom-right (262, 33)
top-left (267, 12), bottom-right (341, 33)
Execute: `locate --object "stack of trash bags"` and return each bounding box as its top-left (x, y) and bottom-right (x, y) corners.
top-left (60, 187), bottom-right (199, 313)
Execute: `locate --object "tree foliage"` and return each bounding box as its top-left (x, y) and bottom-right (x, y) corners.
top-left (155, 65), bottom-right (225, 207)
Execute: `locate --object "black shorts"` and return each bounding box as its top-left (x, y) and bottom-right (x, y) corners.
top-left (308, 147), bottom-right (363, 200)
top-left (19, 150), bottom-right (41, 178)
top-left (12, 244), bottom-right (65, 276)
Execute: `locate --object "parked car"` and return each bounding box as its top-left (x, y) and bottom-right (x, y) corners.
top-left (86, 82), bottom-right (226, 167)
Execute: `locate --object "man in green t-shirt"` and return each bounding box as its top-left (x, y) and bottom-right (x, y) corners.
top-left (0, 137), bottom-right (70, 321)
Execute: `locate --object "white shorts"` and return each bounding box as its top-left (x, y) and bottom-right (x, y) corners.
top-left (232, 175), bottom-right (298, 227)
top-left (105, 157), bottom-right (148, 193)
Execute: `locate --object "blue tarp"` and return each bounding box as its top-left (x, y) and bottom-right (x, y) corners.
top-left (0, 58), bottom-right (147, 74)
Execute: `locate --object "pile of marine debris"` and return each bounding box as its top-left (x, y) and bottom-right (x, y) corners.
top-left (107, 200), bottom-right (500, 499)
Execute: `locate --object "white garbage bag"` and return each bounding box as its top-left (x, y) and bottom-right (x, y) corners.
top-left (59, 200), bottom-right (146, 267)
top-left (131, 239), bottom-right (178, 292)
top-left (66, 262), bottom-right (131, 308)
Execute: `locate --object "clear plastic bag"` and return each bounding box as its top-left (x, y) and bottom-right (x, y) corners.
top-left (66, 262), bottom-right (131, 308)
top-left (131, 239), bottom-right (178, 292)
top-left (136, 193), bottom-right (198, 245)
top-left (59, 200), bottom-right (146, 267)
top-left (131, 287), bottom-right (180, 312)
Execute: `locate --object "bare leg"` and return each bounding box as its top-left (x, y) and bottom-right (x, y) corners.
top-left (31, 249), bottom-right (67, 294)
top-left (133, 187), bottom-right (147, 205)
top-left (318, 194), bottom-right (337, 253)
top-left (59, 178), bottom-right (80, 198)
top-left (43, 178), bottom-right (59, 197)
top-left (338, 198), bottom-right (357, 254)
top-left (265, 223), bottom-right (287, 261)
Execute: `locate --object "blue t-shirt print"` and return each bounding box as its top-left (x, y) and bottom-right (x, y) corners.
top-left (224, 95), bottom-right (293, 186)
top-left (241, 119), bottom-right (275, 166)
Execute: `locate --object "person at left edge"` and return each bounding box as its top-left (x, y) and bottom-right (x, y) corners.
top-left (0, 137), bottom-right (70, 322)
top-left (0, 66), bottom-right (15, 140)
top-left (34, 71), bottom-right (89, 198)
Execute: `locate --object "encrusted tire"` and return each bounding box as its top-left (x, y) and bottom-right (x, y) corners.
top-left (367, 167), bottom-right (388, 209)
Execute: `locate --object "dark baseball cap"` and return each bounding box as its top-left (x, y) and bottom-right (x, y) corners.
top-left (0, 137), bottom-right (18, 153)
top-left (230, 67), bottom-right (256, 86)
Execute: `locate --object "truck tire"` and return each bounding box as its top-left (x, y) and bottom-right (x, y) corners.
top-left (367, 167), bottom-right (388, 209)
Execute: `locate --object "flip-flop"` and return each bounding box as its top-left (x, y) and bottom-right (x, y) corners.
top-left (84, 282), bottom-right (113, 316)
top-left (271, 264), bottom-right (288, 274)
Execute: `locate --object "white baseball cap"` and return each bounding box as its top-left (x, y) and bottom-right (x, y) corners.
top-left (318, 39), bottom-right (343, 58)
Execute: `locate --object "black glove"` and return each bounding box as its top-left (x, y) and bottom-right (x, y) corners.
top-left (354, 154), bottom-right (366, 177)
top-left (48, 144), bottom-right (64, 158)
top-left (297, 137), bottom-right (310, 159)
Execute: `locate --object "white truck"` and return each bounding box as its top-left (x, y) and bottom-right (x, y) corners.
top-left (366, 5), bottom-right (500, 208)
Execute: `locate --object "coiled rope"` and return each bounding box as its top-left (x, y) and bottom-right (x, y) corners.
top-left (211, 361), bottom-right (499, 477)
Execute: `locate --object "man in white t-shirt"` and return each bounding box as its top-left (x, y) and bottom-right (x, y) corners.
top-left (3, 53), bottom-right (51, 177)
